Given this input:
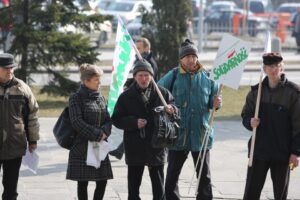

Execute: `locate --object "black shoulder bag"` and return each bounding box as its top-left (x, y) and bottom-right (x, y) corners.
top-left (53, 106), bottom-right (76, 150)
top-left (152, 106), bottom-right (180, 148)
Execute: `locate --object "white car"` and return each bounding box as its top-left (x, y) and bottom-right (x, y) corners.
top-left (206, 1), bottom-right (237, 14)
top-left (100, 0), bottom-right (153, 31)
top-left (277, 3), bottom-right (300, 14)
top-left (58, 10), bottom-right (112, 46)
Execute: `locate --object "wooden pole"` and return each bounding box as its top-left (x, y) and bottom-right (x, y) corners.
top-left (248, 69), bottom-right (263, 167)
top-left (188, 84), bottom-right (223, 195)
top-left (248, 31), bottom-right (271, 167)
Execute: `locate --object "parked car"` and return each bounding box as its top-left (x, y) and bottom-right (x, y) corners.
top-left (58, 10), bottom-right (112, 46)
top-left (249, 0), bottom-right (273, 13)
top-left (100, 0), bottom-right (152, 31)
top-left (205, 1), bottom-right (237, 16)
top-left (276, 3), bottom-right (300, 14)
top-left (249, 0), bottom-right (265, 13)
top-left (127, 15), bottom-right (142, 40)
top-left (270, 3), bottom-right (300, 30)
top-left (97, 0), bottom-right (116, 12)
top-left (204, 8), bottom-right (268, 36)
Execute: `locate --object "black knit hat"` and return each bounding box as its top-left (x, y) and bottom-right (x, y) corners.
top-left (263, 52), bottom-right (283, 65)
top-left (179, 39), bottom-right (198, 59)
top-left (0, 53), bottom-right (16, 68)
top-left (133, 59), bottom-right (153, 76)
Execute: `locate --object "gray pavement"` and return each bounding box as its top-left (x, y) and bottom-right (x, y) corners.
top-left (1, 118), bottom-right (299, 200)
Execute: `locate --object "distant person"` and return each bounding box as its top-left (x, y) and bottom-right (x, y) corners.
top-left (186, 19), bottom-right (193, 39)
top-left (241, 52), bottom-right (300, 200)
top-left (292, 7), bottom-right (300, 54)
top-left (109, 37), bottom-right (159, 160)
top-left (0, 53), bottom-right (40, 199)
top-left (111, 59), bottom-right (175, 200)
top-left (158, 39), bottom-right (221, 200)
top-left (67, 64), bottom-right (113, 200)
top-left (135, 37), bottom-right (159, 81)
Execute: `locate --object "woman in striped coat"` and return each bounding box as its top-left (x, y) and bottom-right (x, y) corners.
top-left (67, 64), bottom-right (113, 200)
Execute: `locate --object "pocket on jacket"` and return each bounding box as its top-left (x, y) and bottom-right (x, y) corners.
top-left (174, 89), bottom-right (186, 108)
top-left (10, 124), bottom-right (27, 148)
top-left (196, 87), bottom-right (210, 105)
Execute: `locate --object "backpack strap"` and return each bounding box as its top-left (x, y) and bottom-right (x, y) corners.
top-left (169, 67), bottom-right (179, 93)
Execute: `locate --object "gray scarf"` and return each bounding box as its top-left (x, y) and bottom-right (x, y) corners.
top-left (136, 82), bottom-right (153, 107)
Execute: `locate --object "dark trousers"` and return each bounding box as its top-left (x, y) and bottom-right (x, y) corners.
top-left (128, 165), bottom-right (165, 200)
top-left (0, 157), bottom-right (22, 200)
top-left (243, 159), bottom-right (290, 200)
top-left (77, 180), bottom-right (107, 200)
top-left (165, 150), bottom-right (212, 200)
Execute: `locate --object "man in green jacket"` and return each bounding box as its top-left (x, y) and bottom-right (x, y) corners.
top-left (158, 39), bottom-right (221, 200)
top-left (0, 53), bottom-right (40, 200)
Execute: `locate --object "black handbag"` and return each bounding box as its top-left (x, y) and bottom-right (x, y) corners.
top-left (53, 106), bottom-right (76, 150)
top-left (152, 106), bottom-right (180, 148)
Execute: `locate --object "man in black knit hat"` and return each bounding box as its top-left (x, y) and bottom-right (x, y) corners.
top-left (109, 37), bottom-right (159, 160)
top-left (111, 59), bottom-right (175, 200)
top-left (158, 39), bottom-right (222, 200)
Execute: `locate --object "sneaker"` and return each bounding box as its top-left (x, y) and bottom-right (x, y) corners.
top-left (109, 149), bottom-right (123, 160)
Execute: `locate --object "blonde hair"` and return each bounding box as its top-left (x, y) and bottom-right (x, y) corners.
top-left (79, 63), bottom-right (103, 82)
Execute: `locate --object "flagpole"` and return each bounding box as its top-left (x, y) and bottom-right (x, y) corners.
top-left (190, 84), bottom-right (223, 195)
top-left (248, 69), bottom-right (263, 167)
top-left (248, 31), bottom-right (271, 167)
top-left (117, 16), bottom-right (168, 107)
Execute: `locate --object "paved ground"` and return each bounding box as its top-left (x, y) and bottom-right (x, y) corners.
top-left (1, 118), bottom-right (299, 200)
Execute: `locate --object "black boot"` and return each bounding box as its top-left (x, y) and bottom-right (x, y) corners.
top-left (109, 142), bottom-right (124, 160)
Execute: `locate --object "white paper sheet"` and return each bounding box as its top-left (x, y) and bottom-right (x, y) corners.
top-left (22, 149), bottom-right (39, 174)
top-left (86, 140), bottom-right (112, 169)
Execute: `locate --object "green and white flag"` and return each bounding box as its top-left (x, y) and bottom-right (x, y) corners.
top-left (107, 18), bottom-right (135, 115)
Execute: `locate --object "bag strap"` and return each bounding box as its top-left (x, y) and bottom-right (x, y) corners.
top-left (169, 67), bottom-right (179, 93)
top-left (98, 95), bottom-right (107, 124)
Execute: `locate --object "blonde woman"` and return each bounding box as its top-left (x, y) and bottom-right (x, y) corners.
top-left (67, 64), bottom-right (113, 200)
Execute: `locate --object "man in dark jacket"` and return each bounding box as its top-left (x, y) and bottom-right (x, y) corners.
top-left (0, 53), bottom-right (40, 199)
top-left (111, 59), bottom-right (175, 200)
top-left (241, 52), bottom-right (300, 200)
top-left (110, 37), bottom-right (159, 159)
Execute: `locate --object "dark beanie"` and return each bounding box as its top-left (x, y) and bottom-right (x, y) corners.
top-left (133, 59), bottom-right (153, 76)
top-left (179, 39), bottom-right (198, 59)
top-left (263, 52), bottom-right (283, 65)
top-left (0, 53), bottom-right (16, 68)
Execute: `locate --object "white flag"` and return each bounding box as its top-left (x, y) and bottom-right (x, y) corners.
top-left (107, 18), bottom-right (136, 115)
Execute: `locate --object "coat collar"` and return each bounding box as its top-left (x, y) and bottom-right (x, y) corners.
top-left (78, 84), bottom-right (100, 99)
top-left (0, 77), bottom-right (18, 90)
top-left (179, 61), bottom-right (203, 74)
top-left (262, 73), bottom-right (287, 89)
